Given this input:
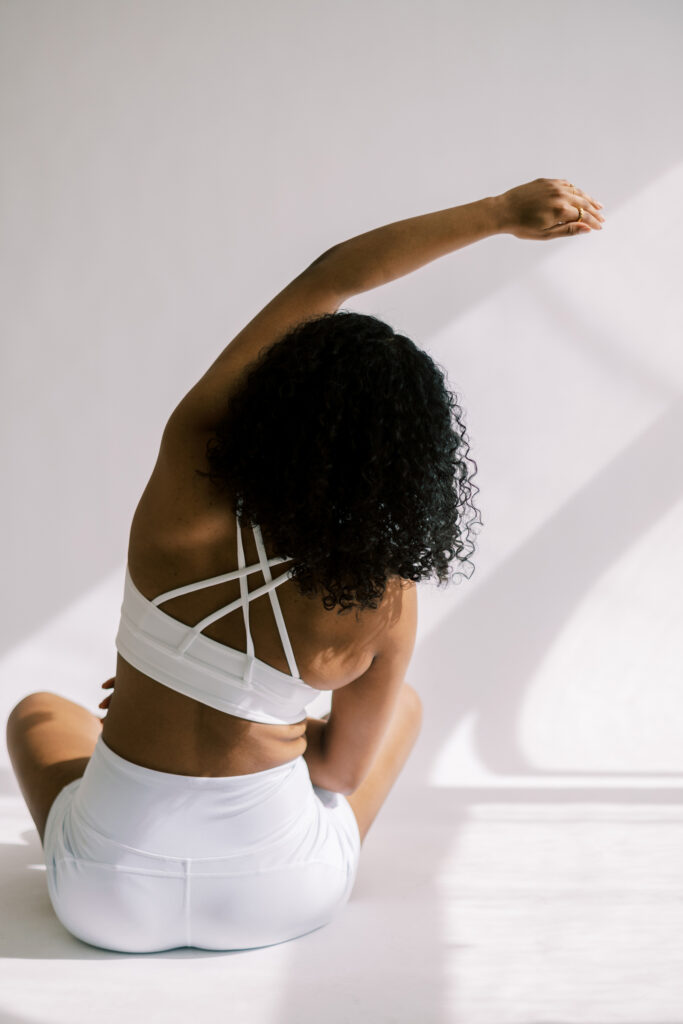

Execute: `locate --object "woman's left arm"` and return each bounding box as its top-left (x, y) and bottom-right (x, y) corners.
top-left (163, 178), bottom-right (604, 441)
top-left (313, 178), bottom-right (604, 299)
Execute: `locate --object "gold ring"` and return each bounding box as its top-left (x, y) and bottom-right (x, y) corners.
top-left (576, 207), bottom-right (583, 221)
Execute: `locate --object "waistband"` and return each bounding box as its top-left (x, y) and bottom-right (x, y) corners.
top-left (72, 736), bottom-right (313, 858)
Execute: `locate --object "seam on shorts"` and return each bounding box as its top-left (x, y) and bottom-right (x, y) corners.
top-left (52, 856), bottom-right (349, 880)
top-left (183, 859), bottom-right (191, 947)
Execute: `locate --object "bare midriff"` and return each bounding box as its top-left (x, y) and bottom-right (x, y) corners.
top-left (101, 654), bottom-right (312, 777)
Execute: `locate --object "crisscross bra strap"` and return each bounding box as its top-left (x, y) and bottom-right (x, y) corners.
top-left (150, 555), bottom-right (292, 605)
top-left (151, 523), bottom-right (299, 678)
top-left (235, 518), bottom-right (254, 664)
top-left (252, 524), bottom-right (300, 679)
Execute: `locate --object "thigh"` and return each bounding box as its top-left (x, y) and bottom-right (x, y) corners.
top-left (6, 690), bottom-right (103, 846)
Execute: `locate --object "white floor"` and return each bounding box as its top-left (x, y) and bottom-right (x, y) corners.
top-left (2, 171), bottom-right (683, 1023)
top-left (4, 723), bottom-right (683, 1023)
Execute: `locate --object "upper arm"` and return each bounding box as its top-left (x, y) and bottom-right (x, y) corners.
top-left (164, 256), bottom-right (349, 438)
top-left (322, 581), bottom-right (418, 794)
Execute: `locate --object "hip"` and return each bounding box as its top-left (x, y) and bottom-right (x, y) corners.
top-left (42, 734), bottom-right (361, 952)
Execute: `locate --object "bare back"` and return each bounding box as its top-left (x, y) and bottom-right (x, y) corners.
top-left (101, 427), bottom-right (405, 777)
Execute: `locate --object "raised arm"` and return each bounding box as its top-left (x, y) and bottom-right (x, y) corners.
top-left (314, 177), bottom-right (604, 298)
top-left (164, 178), bottom-right (603, 439)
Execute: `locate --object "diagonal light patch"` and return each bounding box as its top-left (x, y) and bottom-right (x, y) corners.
top-left (416, 162), bottom-right (683, 789)
top-left (0, 566), bottom-right (125, 770)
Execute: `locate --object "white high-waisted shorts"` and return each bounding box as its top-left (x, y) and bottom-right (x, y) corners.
top-left (43, 734), bottom-right (361, 953)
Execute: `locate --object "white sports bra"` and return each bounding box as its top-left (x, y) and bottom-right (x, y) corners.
top-left (115, 517), bottom-right (323, 725)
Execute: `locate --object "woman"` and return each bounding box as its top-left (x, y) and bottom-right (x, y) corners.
top-left (6, 177), bottom-right (603, 953)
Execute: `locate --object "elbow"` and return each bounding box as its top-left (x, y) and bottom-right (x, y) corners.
top-left (336, 769), bottom-right (366, 797)
top-left (321, 773), bottom-right (356, 798)
top-left (336, 781), bottom-right (356, 798)
top-left (304, 245), bottom-right (354, 298)
top-left (321, 767), bottom-right (361, 798)
top-left (306, 245), bottom-right (340, 272)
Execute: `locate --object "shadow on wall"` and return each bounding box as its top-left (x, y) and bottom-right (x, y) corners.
top-left (409, 396), bottom-right (683, 784)
top-left (266, 398), bottom-right (683, 1022)
top-left (2, 405), bottom-right (682, 1020)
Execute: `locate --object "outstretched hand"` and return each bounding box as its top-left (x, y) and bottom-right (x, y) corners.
top-left (498, 178), bottom-right (604, 240)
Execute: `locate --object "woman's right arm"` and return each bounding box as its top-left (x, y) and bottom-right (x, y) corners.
top-left (302, 580), bottom-right (418, 795)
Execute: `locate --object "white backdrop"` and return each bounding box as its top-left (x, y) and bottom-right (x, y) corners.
top-left (3, 0), bottom-right (683, 776)
top-left (2, 0), bottom-right (681, 656)
top-left (2, 4), bottom-right (683, 1021)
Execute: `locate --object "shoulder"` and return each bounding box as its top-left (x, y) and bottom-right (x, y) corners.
top-left (346, 577), bottom-right (416, 661)
top-left (127, 423), bottom-right (228, 566)
top-left (380, 578), bottom-right (417, 651)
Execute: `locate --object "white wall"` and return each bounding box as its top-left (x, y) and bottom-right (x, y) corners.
top-left (1, 1), bottom-right (682, 784)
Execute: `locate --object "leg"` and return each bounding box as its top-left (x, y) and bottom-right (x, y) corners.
top-left (345, 681), bottom-right (422, 844)
top-left (6, 691), bottom-right (103, 847)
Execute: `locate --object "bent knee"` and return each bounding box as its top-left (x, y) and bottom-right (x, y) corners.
top-left (6, 691), bottom-right (61, 732)
top-left (8, 691), bottom-right (61, 716)
top-left (400, 682), bottom-right (423, 724)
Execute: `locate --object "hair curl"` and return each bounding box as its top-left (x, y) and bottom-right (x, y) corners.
top-left (196, 310), bottom-right (482, 612)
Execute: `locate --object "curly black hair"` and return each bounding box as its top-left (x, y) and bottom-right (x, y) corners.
top-left (196, 310), bottom-right (482, 612)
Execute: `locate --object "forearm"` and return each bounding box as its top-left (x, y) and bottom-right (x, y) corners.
top-left (318, 193), bottom-right (504, 297)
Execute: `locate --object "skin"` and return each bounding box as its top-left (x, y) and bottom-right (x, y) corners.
top-left (6, 177), bottom-right (604, 848)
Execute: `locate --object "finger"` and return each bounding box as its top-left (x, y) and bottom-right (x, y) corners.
top-left (573, 191), bottom-right (604, 217)
top-left (98, 696), bottom-right (112, 709)
top-left (101, 677), bottom-right (115, 689)
top-left (576, 189), bottom-right (602, 210)
top-left (572, 203), bottom-right (603, 229)
top-left (567, 184), bottom-right (603, 212)
top-left (542, 220), bottom-right (592, 239)
top-left (553, 202), bottom-right (602, 230)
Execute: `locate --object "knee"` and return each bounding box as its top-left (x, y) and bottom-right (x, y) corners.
top-left (8, 691), bottom-right (58, 717)
top-left (400, 681), bottom-right (423, 729)
top-left (6, 691), bottom-right (59, 738)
